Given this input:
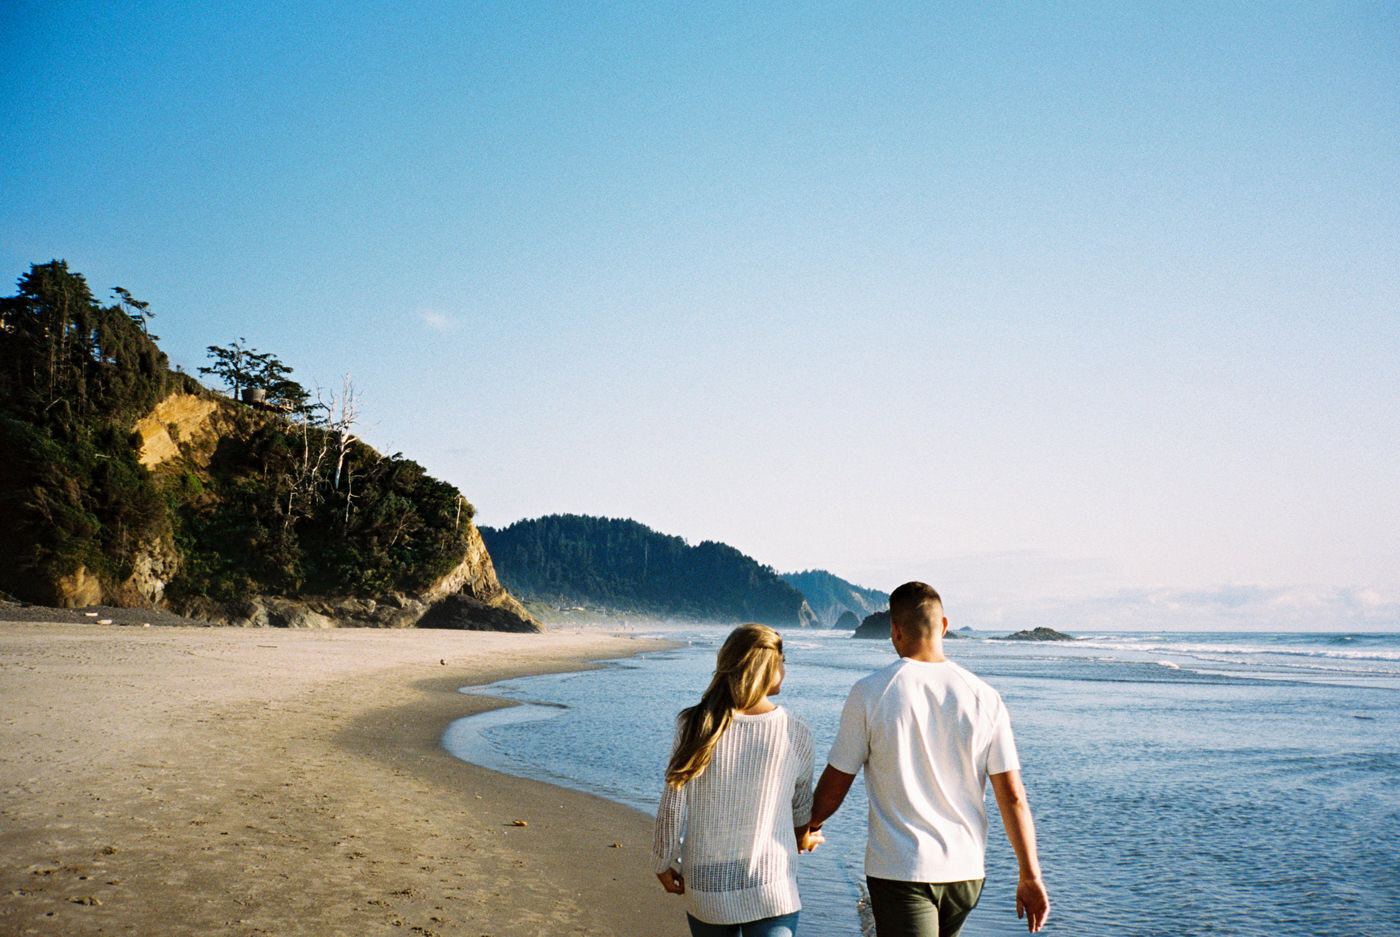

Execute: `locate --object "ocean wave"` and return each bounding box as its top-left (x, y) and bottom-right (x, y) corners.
top-left (1071, 638), bottom-right (1400, 664)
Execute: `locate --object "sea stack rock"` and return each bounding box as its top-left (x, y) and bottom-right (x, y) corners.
top-left (834, 610), bottom-right (860, 630)
top-left (993, 627), bottom-right (1074, 642)
top-left (853, 609), bottom-right (970, 639)
top-left (852, 610), bottom-right (891, 639)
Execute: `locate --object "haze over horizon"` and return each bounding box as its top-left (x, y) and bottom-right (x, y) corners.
top-left (5, 2), bottom-right (1397, 630)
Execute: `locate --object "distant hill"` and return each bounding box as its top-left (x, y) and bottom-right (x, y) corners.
top-left (480, 514), bottom-right (820, 628)
top-left (781, 570), bottom-right (887, 627)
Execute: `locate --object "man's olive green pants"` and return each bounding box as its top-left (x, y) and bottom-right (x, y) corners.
top-left (867, 876), bottom-right (984, 937)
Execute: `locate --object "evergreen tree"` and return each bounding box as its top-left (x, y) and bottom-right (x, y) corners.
top-left (200, 338), bottom-right (311, 413)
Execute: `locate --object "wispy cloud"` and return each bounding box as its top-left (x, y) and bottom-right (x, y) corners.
top-left (418, 309), bottom-right (459, 332)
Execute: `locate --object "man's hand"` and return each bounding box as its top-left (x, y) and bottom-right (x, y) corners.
top-left (656, 868), bottom-right (685, 894)
top-left (991, 771), bottom-right (1049, 932)
top-left (1016, 876), bottom-right (1050, 932)
top-left (797, 826), bottom-right (825, 853)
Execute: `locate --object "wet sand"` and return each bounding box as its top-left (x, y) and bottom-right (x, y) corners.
top-left (0, 621), bottom-right (687, 936)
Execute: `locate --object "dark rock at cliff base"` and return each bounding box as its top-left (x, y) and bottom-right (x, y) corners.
top-left (834, 610), bottom-right (860, 630)
top-left (417, 593), bottom-right (542, 633)
top-left (992, 627), bottom-right (1074, 642)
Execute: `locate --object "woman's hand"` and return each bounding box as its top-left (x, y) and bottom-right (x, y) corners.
top-left (657, 868), bottom-right (685, 894)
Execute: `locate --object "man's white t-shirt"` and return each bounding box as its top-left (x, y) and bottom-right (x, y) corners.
top-left (826, 657), bottom-right (1020, 883)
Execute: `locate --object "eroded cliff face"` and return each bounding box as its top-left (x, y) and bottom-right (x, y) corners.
top-left (77, 392), bottom-right (542, 631)
top-left (420, 524), bottom-right (539, 627)
top-left (133, 393), bottom-right (220, 470)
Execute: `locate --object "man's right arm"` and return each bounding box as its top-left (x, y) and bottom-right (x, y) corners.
top-left (990, 769), bottom-right (1050, 933)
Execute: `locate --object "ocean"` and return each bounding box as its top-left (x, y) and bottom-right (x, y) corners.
top-left (442, 629), bottom-right (1400, 936)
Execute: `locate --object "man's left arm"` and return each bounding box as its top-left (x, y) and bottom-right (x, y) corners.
top-left (991, 769), bottom-right (1050, 933)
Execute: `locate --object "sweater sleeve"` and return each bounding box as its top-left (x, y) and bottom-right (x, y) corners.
top-left (790, 717), bottom-right (814, 827)
top-left (651, 781), bottom-right (687, 873)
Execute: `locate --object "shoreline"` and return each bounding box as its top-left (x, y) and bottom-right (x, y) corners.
top-left (0, 621), bottom-right (688, 937)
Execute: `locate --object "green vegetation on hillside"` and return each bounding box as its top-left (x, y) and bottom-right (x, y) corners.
top-left (0, 260), bottom-right (473, 606)
top-left (171, 416), bottom-right (473, 601)
top-left (0, 261), bottom-right (184, 596)
top-left (480, 514), bottom-right (814, 627)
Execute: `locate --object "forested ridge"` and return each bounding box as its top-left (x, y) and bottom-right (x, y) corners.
top-left (480, 514), bottom-right (818, 627)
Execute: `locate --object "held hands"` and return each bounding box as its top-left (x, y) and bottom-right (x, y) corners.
top-left (797, 825), bottom-right (825, 853)
top-left (656, 868), bottom-right (685, 895)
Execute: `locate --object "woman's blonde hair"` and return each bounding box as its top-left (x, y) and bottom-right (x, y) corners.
top-left (664, 623), bottom-right (784, 790)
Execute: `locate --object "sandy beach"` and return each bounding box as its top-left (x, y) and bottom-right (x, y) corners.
top-left (0, 619), bottom-right (687, 936)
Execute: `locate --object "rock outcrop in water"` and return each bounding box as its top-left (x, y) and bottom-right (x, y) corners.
top-left (992, 627), bottom-right (1074, 642)
top-left (853, 609), bottom-right (971, 640)
top-left (852, 610), bottom-right (891, 639)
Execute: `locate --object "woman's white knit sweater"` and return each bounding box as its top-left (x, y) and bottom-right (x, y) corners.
top-left (651, 707), bottom-right (815, 926)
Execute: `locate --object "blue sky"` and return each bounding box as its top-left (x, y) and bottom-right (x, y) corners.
top-left (4, 2), bottom-right (1397, 629)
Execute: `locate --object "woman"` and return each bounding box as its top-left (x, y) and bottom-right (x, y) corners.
top-left (651, 624), bottom-right (823, 937)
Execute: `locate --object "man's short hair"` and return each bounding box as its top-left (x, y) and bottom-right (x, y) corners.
top-left (890, 581), bottom-right (944, 640)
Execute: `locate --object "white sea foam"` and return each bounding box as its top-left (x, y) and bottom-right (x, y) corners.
top-left (1071, 638), bottom-right (1400, 664)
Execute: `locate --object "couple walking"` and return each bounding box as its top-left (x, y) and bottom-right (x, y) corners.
top-left (651, 582), bottom-right (1051, 937)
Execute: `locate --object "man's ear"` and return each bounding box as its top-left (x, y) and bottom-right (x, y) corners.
top-left (940, 617), bottom-right (949, 635)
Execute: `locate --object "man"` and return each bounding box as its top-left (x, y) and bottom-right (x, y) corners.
top-left (808, 582), bottom-right (1050, 935)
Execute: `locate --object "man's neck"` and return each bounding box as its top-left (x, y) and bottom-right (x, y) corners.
top-left (900, 641), bottom-right (946, 663)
